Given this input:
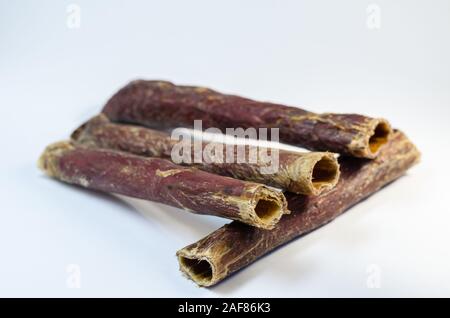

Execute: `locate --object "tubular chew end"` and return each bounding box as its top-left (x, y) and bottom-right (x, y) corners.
top-left (280, 152), bottom-right (340, 195)
top-left (177, 254), bottom-right (216, 287)
top-left (310, 153), bottom-right (340, 194)
top-left (351, 118), bottom-right (392, 158)
top-left (38, 141), bottom-right (74, 178)
top-left (368, 119), bottom-right (392, 155)
top-left (248, 186), bottom-right (288, 230)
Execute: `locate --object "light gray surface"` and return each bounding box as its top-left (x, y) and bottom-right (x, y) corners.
top-left (0, 0), bottom-right (449, 297)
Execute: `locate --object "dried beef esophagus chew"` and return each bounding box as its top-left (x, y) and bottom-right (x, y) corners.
top-left (176, 131), bottom-right (420, 286)
top-left (38, 141), bottom-right (288, 229)
top-left (72, 114), bottom-right (340, 195)
top-left (102, 80), bottom-right (392, 158)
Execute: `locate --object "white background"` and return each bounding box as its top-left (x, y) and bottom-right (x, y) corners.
top-left (1, 0), bottom-right (449, 297)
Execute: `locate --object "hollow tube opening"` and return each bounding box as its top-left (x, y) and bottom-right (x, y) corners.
top-left (369, 122), bottom-right (391, 154)
top-left (312, 156), bottom-right (339, 189)
top-left (179, 256), bottom-right (213, 284)
top-left (254, 199), bottom-right (282, 222)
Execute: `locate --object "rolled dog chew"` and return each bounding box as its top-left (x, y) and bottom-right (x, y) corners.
top-left (176, 131), bottom-right (420, 286)
top-left (72, 114), bottom-right (340, 195)
top-left (102, 80), bottom-right (392, 158)
top-left (38, 141), bottom-right (288, 229)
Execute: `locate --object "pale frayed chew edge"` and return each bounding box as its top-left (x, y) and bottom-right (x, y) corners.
top-left (245, 186), bottom-right (289, 230)
top-left (310, 153), bottom-right (340, 193)
top-left (282, 152), bottom-right (340, 195)
top-left (37, 141), bottom-right (75, 178)
top-left (350, 118), bottom-right (392, 158)
top-left (225, 184), bottom-right (288, 230)
top-left (177, 252), bottom-right (218, 287)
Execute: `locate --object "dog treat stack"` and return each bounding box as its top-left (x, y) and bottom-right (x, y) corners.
top-left (39, 80), bottom-right (419, 287)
